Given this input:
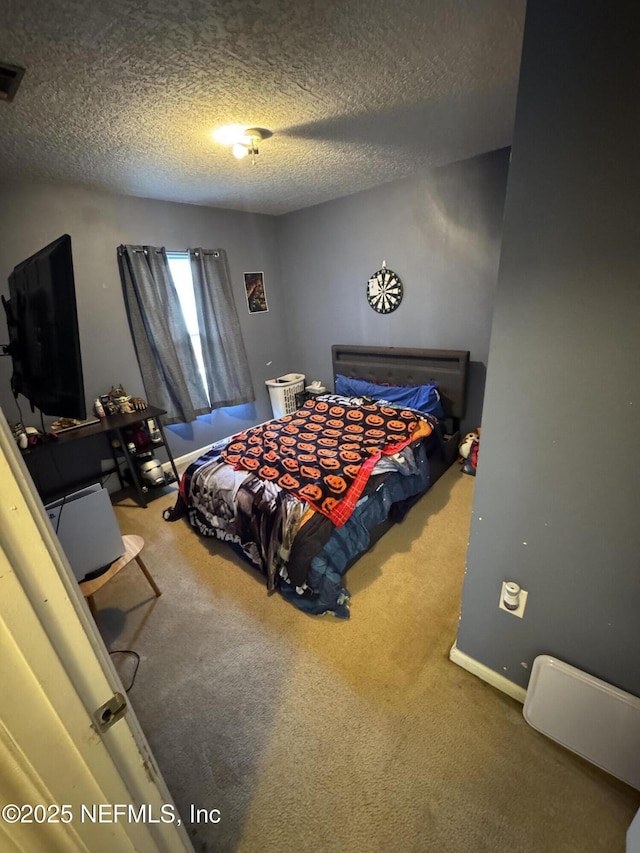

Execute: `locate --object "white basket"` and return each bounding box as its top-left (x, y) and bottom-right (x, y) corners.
top-left (265, 373), bottom-right (305, 418)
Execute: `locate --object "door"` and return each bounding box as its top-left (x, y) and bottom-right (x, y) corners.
top-left (0, 408), bottom-right (192, 852)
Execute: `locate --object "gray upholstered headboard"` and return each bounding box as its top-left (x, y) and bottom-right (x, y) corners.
top-left (331, 345), bottom-right (470, 427)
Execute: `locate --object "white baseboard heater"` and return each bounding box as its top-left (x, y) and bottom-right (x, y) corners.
top-left (524, 655), bottom-right (640, 790)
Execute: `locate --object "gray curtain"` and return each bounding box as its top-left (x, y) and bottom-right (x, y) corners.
top-left (118, 245), bottom-right (210, 424)
top-left (189, 248), bottom-right (255, 409)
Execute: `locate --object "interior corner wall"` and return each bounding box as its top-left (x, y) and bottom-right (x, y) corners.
top-left (455, 0), bottom-right (640, 695)
top-left (275, 148), bottom-right (510, 434)
top-left (0, 183), bottom-right (291, 458)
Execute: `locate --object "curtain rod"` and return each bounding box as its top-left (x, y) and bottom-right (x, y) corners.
top-left (118, 246), bottom-right (220, 258)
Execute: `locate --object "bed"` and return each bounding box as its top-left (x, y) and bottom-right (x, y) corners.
top-left (164, 345), bottom-right (469, 617)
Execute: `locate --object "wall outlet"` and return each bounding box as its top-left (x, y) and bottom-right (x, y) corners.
top-left (499, 582), bottom-right (528, 618)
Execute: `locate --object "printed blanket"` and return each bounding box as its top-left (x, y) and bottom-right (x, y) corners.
top-left (221, 397), bottom-right (432, 526)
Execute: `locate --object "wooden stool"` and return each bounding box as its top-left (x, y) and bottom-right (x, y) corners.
top-left (80, 534), bottom-right (161, 619)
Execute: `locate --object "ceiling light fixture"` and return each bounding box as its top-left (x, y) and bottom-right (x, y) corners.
top-left (232, 130), bottom-right (262, 164)
top-left (213, 125), bottom-right (272, 165)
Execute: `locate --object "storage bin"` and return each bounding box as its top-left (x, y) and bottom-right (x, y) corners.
top-left (265, 373), bottom-right (305, 418)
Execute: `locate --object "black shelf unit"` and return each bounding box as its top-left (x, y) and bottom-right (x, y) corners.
top-left (103, 406), bottom-right (180, 507)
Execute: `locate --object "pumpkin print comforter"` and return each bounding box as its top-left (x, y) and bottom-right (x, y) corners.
top-left (164, 395), bottom-right (437, 614)
top-left (221, 397), bottom-right (432, 527)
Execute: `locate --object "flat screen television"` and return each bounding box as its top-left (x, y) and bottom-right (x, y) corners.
top-left (1, 234), bottom-right (86, 420)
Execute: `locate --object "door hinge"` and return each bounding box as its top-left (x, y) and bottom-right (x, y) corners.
top-left (93, 692), bottom-right (128, 732)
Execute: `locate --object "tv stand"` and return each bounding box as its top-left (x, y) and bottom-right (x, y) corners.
top-left (21, 405), bottom-right (180, 508)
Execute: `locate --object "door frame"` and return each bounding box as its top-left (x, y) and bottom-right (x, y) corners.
top-left (0, 407), bottom-right (192, 851)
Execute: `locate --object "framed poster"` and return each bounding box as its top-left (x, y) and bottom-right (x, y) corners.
top-left (244, 271), bottom-right (269, 314)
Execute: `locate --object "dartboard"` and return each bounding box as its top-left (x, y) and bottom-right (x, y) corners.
top-left (366, 266), bottom-right (403, 314)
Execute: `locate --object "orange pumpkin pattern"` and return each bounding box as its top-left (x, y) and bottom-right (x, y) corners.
top-left (319, 456), bottom-right (341, 470)
top-left (221, 395), bottom-right (431, 525)
top-left (364, 428), bottom-right (385, 439)
top-left (318, 437), bottom-right (338, 447)
top-left (321, 496), bottom-right (339, 515)
top-left (258, 465), bottom-right (279, 479)
top-left (278, 473), bottom-right (300, 490)
top-left (242, 456), bottom-right (261, 470)
top-left (365, 413), bottom-right (384, 426)
top-left (324, 474), bottom-right (347, 494)
top-left (300, 465), bottom-right (321, 480)
top-left (300, 483), bottom-right (323, 502)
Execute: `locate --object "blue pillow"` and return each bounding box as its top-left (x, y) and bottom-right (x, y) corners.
top-left (334, 374), bottom-right (445, 419)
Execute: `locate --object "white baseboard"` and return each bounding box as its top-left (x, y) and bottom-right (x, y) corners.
top-left (157, 445), bottom-right (214, 480)
top-left (449, 642), bottom-right (527, 704)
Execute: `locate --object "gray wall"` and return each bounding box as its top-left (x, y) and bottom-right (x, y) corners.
top-left (0, 183), bottom-right (291, 458)
top-left (275, 149), bottom-right (510, 434)
top-left (0, 152), bottom-right (511, 461)
top-left (455, 0), bottom-right (640, 695)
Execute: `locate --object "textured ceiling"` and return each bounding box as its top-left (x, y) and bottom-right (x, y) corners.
top-left (0, 0), bottom-right (525, 215)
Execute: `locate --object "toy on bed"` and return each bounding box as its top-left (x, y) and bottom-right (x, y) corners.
top-left (459, 428), bottom-right (480, 476)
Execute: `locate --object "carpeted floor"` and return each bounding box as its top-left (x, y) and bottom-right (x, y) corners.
top-left (95, 464), bottom-right (639, 852)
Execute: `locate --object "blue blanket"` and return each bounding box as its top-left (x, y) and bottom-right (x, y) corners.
top-left (278, 440), bottom-right (431, 617)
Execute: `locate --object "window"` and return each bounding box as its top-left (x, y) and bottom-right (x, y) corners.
top-left (166, 252), bottom-right (209, 400)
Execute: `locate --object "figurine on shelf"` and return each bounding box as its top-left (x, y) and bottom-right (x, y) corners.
top-left (100, 394), bottom-right (118, 416)
top-left (109, 384), bottom-right (133, 414)
top-left (107, 384), bottom-right (147, 415)
top-left (123, 422), bottom-right (151, 451)
top-left (130, 396), bottom-right (148, 412)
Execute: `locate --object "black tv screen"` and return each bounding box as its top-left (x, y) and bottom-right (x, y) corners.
top-left (2, 234), bottom-right (86, 420)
